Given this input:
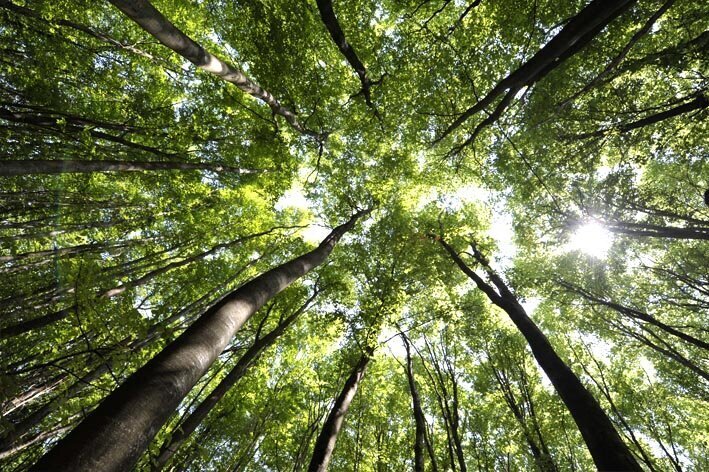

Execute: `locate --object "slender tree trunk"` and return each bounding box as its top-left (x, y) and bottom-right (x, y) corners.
top-left (0, 107), bottom-right (176, 157)
top-left (575, 344), bottom-right (659, 472)
top-left (1, 269), bottom-right (245, 453)
top-left (606, 219), bottom-right (709, 240)
top-left (0, 0), bottom-right (175, 67)
top-left (435, 236), bottom-right (641, 471)
top-left (1, 227), bottom-right (286, 340)
top-left (31, 209), bottom-right (368, 472)
top-left (558, 0), bottom-right (677, 108)
top-left (308, 350), bottom-right (372, 472)
top-left (429, 340), bottom-right (467, 472)
top-left (401, 334), bottom-right (426, 472)
top-left (487, 356), bottom-right (556, 471)
top-left (619, 323), bottom-right (709, 382)
top-left (107, 0), bottom-right (320, 138)
top-left (574, 94), bottom-right (707, 139)
top-left (0, 421), bottom-right (76, 461)
top-left (559, 280), bottom-right (709, 351)
top-left (315, 0), bottom-right (380, 112)
top-left (0, 241), bottom-right (129, 263)
top-left (0, 365), bottom-right (109, 455)
top-left (0, 159), bottom-right (262, 176)
top-left (152, 291), bottom-right (318, 470)
top-left (0, 306), bottom-right (74, 340)
top-left (436, 0), bottom-right (636, 142)
top-left (421, 338), bottom-right (458, 472)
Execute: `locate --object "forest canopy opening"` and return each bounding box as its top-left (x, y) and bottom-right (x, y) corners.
top-left (0, 0), bottom-right (707, 471)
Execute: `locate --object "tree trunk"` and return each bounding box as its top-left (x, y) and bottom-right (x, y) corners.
top-left (427, 338), bottom-right (467, 472)
top-left (0, 159), bottom-right (262, 176)
top-left (559, 280), bottom-right (709, 351)
top-left (0, 107), bottom-right (176, 157)
top-left (437, 0), bottom-right (636, 142)
top-left (0, 0), bottom-right (175, 67)
top-left (308, 350), bottom-right (372, 472)
top-left (574, 94), bottom-right (707, 140)
top-left (436, 236), bottom-right (641, 472)
top-left (107, 0), bottom-right (320, 138)
top-left (558, 0), bottom-right (677, 108)
top-left (152, 291), bottom-right (318, 470)
top-left (315, 0), bottom-right (379, 112)
top-left (606, 219), bottom-right (709, 240)
top-left (487, 355), bottom-right (556, 471)
top-left (1, 270), bottom-right (242, 452)
top-left (0, 365), bottom-right (108, 456)
top-left (1, 227), bottom-right (286, 340)
top-left (0, 306), bottom-right (74, 341)
top-left (31, 209), bottom-right (368, 472)
top-left (401, 334), bottom-right (426, 472)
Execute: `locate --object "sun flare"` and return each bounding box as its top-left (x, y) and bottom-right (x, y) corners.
top-left (567, 221), bottom-right (614, 259)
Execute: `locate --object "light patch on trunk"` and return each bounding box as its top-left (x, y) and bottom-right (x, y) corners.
top-left (200, 54), bottom-right (227, 74)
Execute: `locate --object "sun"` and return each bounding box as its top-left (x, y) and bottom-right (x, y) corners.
top-left (566, 221), bottom-right (614, 259)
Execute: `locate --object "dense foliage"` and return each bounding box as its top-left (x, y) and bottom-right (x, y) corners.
top-left (0, 0), bottom-right (707, 470)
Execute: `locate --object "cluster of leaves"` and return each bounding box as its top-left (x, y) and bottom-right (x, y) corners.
top-left (0, 0), bottom-right (707, 470)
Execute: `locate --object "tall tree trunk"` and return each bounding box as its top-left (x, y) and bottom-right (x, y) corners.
top-left (308, 350), bottom-right (372, 472)
top-left (574, 344), bottom-right (659, 472)
top-left (0, 107), bottom-right (176, 157)
top-left (559, 280), bottom-right (709, 351)
top-left (436, 0), bottom-right (637, 142)
top-left (574, 93), bottom-right (707, 139)
top-left (0, 241), bottom-right (129, 263)
top-left (0, 270), bottom-right (244, 453)
top-left (315, 0), bottom-right (380, 113)
top-left (0, 159), bottom-right (262, 176)
top-left (558, 0), bottom-right (677, 108)
top-left (0, 0), bottom-right (175, 67)
top-left (31, 209), bottom-right (369, 472)
top-left (1, 227), bottom-right (286, 340)
top-left (435, 236), bottom-right (641, 471)
top-left (486, 355), bottom-right (556, 471)
top-left (605, 218), bottom-right (709, 240)
top-left (152, 290), bottom-right (318, 470)
top-left (401, 333), bottom-right (426, 472)
top-left (427, 338), bottom-right (467, 472)
top-left (107, 0), bottom-right (320, 138)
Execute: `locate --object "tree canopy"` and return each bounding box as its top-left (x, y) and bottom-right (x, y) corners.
top-left (0, 0), bottom-right (707, 470)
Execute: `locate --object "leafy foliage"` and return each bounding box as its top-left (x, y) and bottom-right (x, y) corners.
top-left (1, 0), bottom-right (707, 470)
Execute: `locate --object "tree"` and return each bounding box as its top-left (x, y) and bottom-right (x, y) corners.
top-left (308, 348), bottom-right (373, 472)
top-left (433, 235), bottom-right (641, 471)
top-left (31, 209), bottom-right (368, 471)
top-left (1, 0), bottom-right (707, 470)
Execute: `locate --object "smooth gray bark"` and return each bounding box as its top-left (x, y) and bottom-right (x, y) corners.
top-left (0, 159), bottom-right (261, 176)
top-left (436, 236), bottom-right (642, 471)
top-left (308, 350), bottom-right (372, 472)
top-left (31, 209), bottom-right (368, 472)
top-left (108, 0), bottom-right (320, 138)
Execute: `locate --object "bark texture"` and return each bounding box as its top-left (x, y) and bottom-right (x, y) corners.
top-left (436, 236), bottom-right (641, 472)
top-left (31, 209), bottom-right (368, 472)
top-left (0, 159), bottom-right (261, 176)
top-left (152, 292), bottom-right (318, 470)
top-left (308, 350), bottom-right (372, 472)
top-left (107, 0), bottom-right (320, 138)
